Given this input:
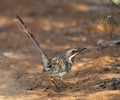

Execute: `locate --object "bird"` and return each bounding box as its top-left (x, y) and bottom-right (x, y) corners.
top-left (14, 14), bottom-right (86, 89)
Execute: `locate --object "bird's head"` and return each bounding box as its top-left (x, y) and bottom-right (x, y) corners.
top-left (63, 48), bottom-right (87, 63)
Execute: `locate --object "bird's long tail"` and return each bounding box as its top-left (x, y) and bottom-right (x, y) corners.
top-left (14, 13), bottom-right (50, 71)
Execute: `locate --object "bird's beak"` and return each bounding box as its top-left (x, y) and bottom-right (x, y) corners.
top-left (77, 48), bottom-right (87, 52)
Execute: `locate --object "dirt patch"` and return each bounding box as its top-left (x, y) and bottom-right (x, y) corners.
top-left (0, 0), bottom-right (120, 100)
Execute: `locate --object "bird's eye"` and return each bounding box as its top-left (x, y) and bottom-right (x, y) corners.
top-left (72, 50), bottom-right (76, 54)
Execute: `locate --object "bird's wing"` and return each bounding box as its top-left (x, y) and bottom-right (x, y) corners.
top-left (14, 13), bottom-right (50, 69)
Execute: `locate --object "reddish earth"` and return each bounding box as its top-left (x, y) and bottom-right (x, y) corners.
top-left (0, 0), bottom-right (120, 100)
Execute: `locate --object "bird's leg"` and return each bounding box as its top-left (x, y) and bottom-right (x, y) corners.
top-left (58, 73), bottom-right (67, 87)
top-left (51, 77), bottom-right (60, 90)
top-left (60, 78), bottom-right (67, 87)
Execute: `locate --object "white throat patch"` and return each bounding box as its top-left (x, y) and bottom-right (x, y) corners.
top-left (68, 53), bottom-right (77, 62)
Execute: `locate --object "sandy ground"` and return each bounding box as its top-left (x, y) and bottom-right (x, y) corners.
top-left (0, 0), bottom-right (120, 100)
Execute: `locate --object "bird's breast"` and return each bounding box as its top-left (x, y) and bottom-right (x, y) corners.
top-left (50, 57), bottom-right (73, 74)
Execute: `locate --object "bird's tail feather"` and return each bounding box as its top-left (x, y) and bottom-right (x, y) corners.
top-left (14, 13), bottom-right (50, 70)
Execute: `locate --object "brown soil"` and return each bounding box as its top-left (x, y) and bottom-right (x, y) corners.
top-left (0, 0), bottom-right (120, 100)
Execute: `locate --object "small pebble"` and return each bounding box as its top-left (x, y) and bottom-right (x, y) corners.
top-left (9, 64), bottom-right (15, 68)
top-left (3, 52), bottom-right (14, 57)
